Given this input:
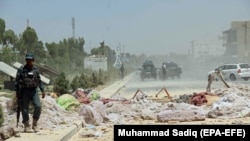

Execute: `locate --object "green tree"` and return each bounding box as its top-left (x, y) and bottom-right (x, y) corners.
top-left (70, 75), bottom-right (80, 92)
top-left (98, 69), bottom-right (104, 85)
top-left (20, 26), bottom-right (47, 63)
top-left (0, 18), bottom-right (5, 44)
top-left (78, 73), bottom-right (89, 89)
top-left (53, 72), bottom-right (70, 96)
top-left (45, 37), bottom-right (86, 73)
top-left (0, 46), bottom-right (13, 64)
top-left (22, 26), bottom-right (38, 45)
top-left (33, 41), bottom-right (47, 62)
top-left (89, 72), bottom-right (97, 87)
top-left (4, 29), bottom-right (17, 45)
top-left (45, 42), bottom-right (58, 57)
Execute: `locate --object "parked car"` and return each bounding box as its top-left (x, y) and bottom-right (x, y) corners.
top-left (208, 63), bottom-right (250, 81)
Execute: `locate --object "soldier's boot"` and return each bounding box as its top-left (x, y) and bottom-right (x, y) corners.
top-left (24, 121), bottom-right (33, 133)
top-left (32, 119), bottom-right (39, 132)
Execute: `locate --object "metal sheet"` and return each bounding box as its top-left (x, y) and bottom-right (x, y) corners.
top-left (0, 61), bottom-right (50, 85)
top-left (0, 61), bottom-right (17, 78)
top-left (12, 62), bottom-right (23, 69)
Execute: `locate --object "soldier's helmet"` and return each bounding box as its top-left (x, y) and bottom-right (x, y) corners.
top-left (25, 53), bottom-right (34, 60)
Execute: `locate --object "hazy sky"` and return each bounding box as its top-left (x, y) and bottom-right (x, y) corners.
top-left (0, 0), bottom-right (249, 55)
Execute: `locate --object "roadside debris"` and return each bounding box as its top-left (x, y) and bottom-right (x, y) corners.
top-left (190, 92), bottom-right (208, 106)
top-left (206, 69), bottom-right (230, 92)
top-left (155, 87), bottom-right (173, 101)
top-left (132, 89), bottom-right (147, 100)
top-left (56, 94), bottom-right (80, 111)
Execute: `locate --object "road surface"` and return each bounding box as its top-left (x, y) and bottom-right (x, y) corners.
top-left (118, 72), bottom-right (249, 99)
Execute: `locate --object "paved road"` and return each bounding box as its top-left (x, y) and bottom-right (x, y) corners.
top-left (118, 72), bottom-right (250, 99)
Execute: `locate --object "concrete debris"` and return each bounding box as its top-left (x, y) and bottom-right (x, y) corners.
top-left (157, 110), bottom-right (206, 122)
top-left (78, 101), bottom-right (109, 126)
top-left (78, 130), bottom-right (103, 138)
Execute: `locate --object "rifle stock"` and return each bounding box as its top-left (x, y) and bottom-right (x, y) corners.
top-left (16, 89), bottom-right (21, 127)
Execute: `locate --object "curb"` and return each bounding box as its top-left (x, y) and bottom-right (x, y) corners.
top-left (110, 72), bottom-right (134, 96)
top-left (99, 72), bottom-right (134, 98)
top-left (55, 121), bottom-right (83, 141)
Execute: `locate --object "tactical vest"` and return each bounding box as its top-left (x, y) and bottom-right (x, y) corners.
top-left (20, 67), bottom-right (39, 88)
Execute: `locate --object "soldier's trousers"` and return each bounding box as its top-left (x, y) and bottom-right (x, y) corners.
top-left (20, 88), bottom-right (42, 123)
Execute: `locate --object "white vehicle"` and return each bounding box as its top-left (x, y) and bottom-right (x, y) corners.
top-left (208, 63), bottom-right (250, 81)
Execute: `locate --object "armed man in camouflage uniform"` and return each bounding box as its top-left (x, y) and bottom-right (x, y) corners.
top-left (15, 53), bottom-right (46, 133)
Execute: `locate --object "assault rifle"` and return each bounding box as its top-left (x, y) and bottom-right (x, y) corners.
top-left (16, 66), bottom-right (23, 128)
top-left (16, 88), bottom-right (22, 128)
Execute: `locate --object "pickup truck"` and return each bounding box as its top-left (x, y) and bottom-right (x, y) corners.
top-left (159, 61), bottom-right (182, 80)
top-left (139, 60), bottom-right (157, 81)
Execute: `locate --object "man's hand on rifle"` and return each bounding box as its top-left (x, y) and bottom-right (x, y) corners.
top-left (42, 92), bottom-right (46, 99)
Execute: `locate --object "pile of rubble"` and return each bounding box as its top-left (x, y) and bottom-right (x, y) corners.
top-left (1, 83), bottom-right (250, 140)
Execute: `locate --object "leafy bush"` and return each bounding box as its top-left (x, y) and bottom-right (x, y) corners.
top-left (70, 75), bottom-right (80, 92)
top-left (53, 72), bottom-right (70, 96)
top-left (78, 73), bottom-right (89, 89)
top-left (69, 70), bottom-right (106, 92)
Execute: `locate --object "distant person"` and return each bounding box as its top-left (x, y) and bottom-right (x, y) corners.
top-left (162, 63), bottom-right (167, 80)
top-left (120, 63), bottom-right (124, 80)
top-left (15, 53), bottom-right (46, 133)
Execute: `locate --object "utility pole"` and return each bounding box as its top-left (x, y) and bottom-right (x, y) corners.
top-left (72, 17), bottom-right (75, 39)
top-left (27, 19), bottom-right (29, 27)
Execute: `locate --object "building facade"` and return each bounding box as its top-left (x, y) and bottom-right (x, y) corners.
top-left (84, 55), bottom-right (108, 71)
top-left (191, 39), bottom-right (225, 59)
top-left (223, 21), bottom-right (250, 62)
